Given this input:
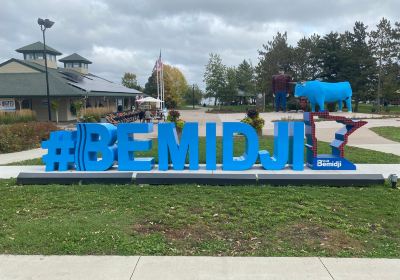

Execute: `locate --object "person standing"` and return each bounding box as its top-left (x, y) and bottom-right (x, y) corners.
top-left (138, 110), bottom-right (145, 123)
top-left (272, 68), bottom-right (292, 112)
top-left (144, 109), bottom-right (152, 123)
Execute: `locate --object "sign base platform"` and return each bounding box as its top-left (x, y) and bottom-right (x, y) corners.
top-left (16, 165), bottom-right (386, 186)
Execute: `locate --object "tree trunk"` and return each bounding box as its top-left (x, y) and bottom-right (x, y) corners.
top-left (376, 56), bottom-right (382, 112)
top-left (17, 99), bottom-right (23, 110)
top-left (354, 96), bottom-right (360, 112)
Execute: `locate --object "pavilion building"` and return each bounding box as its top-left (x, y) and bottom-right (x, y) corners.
top-left (0, 42), bottom-right (142, 121)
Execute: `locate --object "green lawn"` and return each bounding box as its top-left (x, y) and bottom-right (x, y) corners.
top-left (4, 136), bottom-right (400, 166)
top-left (356, 104), bottom-right (400, 114)
top-left (199, 103), bottom-right (400, 114)
top-left (206, 105), bottom-right (274, 113)
top-left (370, 127), bottom-right (400, 143)
top-left (0, 180), bottom-right (399, 257)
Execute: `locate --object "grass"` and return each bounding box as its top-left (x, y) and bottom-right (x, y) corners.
top-left (0, 109), bottom-right (36, 124)
top-left (82, 107), bottom-right (114, 122)
top-left (370, 127), bottom-right (400, 143)
top-left (356, 104), bottom-right (400, 115)
top-left (206, 105), bottom-right (274, 113)
top-left (202, 103), bottom-right (400, 115)
top-left (5, 158), bottom-right (44, 166)
top-left (4, 136), bottom-right (400, 165)
top-left (0, 179), bottom-right (399, 257)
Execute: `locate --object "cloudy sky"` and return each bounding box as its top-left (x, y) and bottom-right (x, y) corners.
top-left (0, 0), bottom-right (398, 88)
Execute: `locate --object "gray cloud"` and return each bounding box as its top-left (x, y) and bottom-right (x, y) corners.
top-left (0, 0), bottom-right (399, 88)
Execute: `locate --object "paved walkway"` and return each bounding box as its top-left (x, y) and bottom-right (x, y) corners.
top-left (1, 164), bottom-right (398, 179)
top-left (0, 255), bottom-right (399, 280)
top-left (0, 148), bottom-right (45, 165)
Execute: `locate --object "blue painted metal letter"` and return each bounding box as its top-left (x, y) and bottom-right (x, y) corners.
top-left (222, 122), bottom-right (258, 170)
top-left (206, 122), bottom-right (217, 170)
top-left (259, 122), bottom-right (289, 170)
top-left (158, 122), bottom-right (199, 170)
top-left (118, 123), bottom-right (154, 171)
top-left (75, 123), bottom-right (117, 171)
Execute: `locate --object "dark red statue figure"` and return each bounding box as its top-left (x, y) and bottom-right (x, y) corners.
top-left (272, 68), bottom-right (292, 112)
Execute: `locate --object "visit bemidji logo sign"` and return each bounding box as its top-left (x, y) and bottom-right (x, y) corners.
top-left (42, 112), bottom-right (366, 172)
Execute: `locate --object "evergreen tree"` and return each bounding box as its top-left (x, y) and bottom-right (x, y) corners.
top-left (315, 32), bottom-right (343, 82)
top-left (144, 72), bottom-right (158, 97)
top-left (369, 18), bottom-right (398, 106)
top-left (203, 53), bottom-right (227, 105)
top-left (291, 34), bottom-right (321, 81)
top-left (340, 22), bottom-right (376, 110)
top-left (224, 67), bottom-right (238, 105)
top-left (236, 60), bottom-right (256, 102)
top-left (256, 32), bottom-right (293, 104)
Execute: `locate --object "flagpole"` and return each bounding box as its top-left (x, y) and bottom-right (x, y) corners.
top-left (161, 60), bottom-right (164, 110)
top-left (156, 64), bottom-right (160, 100)
top-left (160, 51), bottom-right (164, 110)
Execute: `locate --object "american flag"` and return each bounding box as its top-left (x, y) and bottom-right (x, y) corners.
top-left (153, 52), bottom-right (162, 72)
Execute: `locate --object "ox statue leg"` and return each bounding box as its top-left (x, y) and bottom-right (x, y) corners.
top-left (311, 102), bottom-right (316, 112)
top-left (318, 100), bottom-right (325, 112)
top-left (345, 98), bottom-right (352, 112)
top-left (338, 100), bottom-right (343, 112)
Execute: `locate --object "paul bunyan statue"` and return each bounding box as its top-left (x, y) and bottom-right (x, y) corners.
top-left (294, 80), bottom-right (352, 112)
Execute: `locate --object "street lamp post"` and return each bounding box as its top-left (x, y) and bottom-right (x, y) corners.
top-left (38, 18), bottom-right (54, 121)
top-left (192, 84), bottom-right (195, 109)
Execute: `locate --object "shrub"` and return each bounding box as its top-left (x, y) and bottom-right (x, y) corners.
top-left (287, 98), bottom-right (300, 111)
top-left (241, 117), bottom-right (252, 126)
top-left (175, 119), bottom-right (185, 131)
top-left (371, 104), bottom-right (380, 113)
top-left (70, 100), bottom-right (84, 116)
top-left (252, 118), bottom-right (265, 132)
top-left (327, 102), bottom-right (336, 112)
top-left (241, 109), bottom-right (265, 135)
top-left (166, 110), bottom-right (185, 133)
top-left (0, 109), bottom-right (37, 124)
top-left (0, 122), bottom-right (58, 153)
top-left (167, 110), bottom-right (181, 123)
top-left (246, 109), bottom-right (259, 119)
top-left (81, 107), bottom-right (114, 123)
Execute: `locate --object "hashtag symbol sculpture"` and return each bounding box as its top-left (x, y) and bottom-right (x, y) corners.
top-left (42, 131), bottom-right (77, 171)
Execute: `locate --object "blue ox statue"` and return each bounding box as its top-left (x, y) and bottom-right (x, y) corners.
top-left (294, 81), bottom-right (352, 112)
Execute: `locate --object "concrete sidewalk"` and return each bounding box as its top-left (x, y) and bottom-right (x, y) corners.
top-left (1, 255), bottom-right (399, 280)
top-left (0, 148), bottom-right (45, 165)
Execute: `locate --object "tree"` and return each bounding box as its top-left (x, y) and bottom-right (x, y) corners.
top-left (203, 53), bottom-right (227, 105)
top-left (164, 64), bottom-right (188, 108)
top-left (256, 32), bottom-right (293, 104)
top-left (315, 32), bottom-right (344, 82)
top-left (144, 72), bottom-right (158, 96)
top-left (340, 22), bottom-right (376, 110)
top-left (51, 100), bottom-right (59, 123)
top-left (369, 18), bottom-right (398, 107)
top-left (121, 72), bottom-right (142, 91)
top-left (144, 64), bottom-right (188, 108)
top-left (236, 60), bottom-right (256, 103)
top-left (291, 34), bottom-right (321, 81)
top-left (224, 67), bottom-right (238, 105)
top-left (183, 84), bottom-right (203, 106)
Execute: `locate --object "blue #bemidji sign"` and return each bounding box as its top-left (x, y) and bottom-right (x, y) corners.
top-left (41, 112), bottom-right (366, 172)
